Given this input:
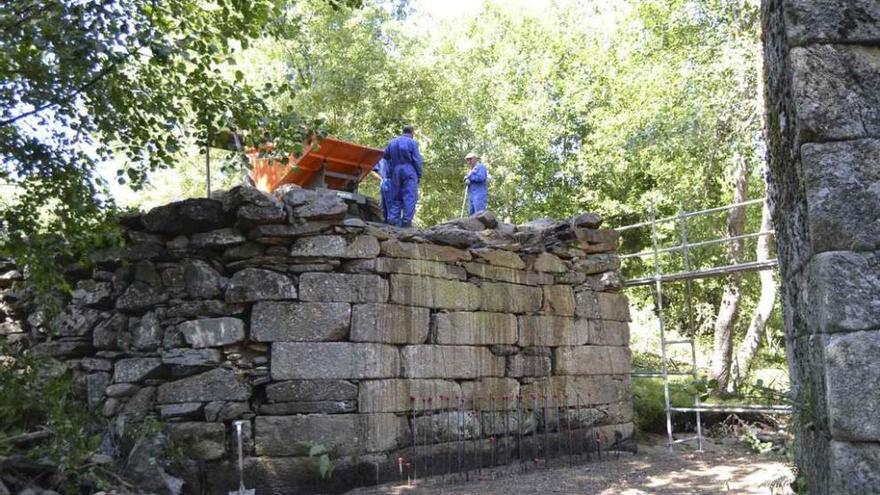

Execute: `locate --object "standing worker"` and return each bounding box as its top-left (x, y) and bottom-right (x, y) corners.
top-left (384, 125), bottom-right (423, 227)
top-left (370, 157), bottom-right (391, 222)
top-left (464, 152), bottom-right (488, 215)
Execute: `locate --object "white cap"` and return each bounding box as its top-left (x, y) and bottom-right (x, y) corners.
top-left (464, 152), bottom-right (478, 160)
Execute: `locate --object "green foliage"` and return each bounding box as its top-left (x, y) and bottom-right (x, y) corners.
top-left (632, 376), bottom-right (702, 435)
top-left (0, 0), bottom-right (359, 308)
top-left (303, 441), bottom-right (334, 479)
top-left (0, 343), bottom-right (102, 490)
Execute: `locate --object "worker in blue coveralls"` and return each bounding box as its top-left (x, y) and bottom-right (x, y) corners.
top-left (464, 152), bottom-right (488, 215)
top-left (370, 157), bottom-right (391, 222)
top-left (383, 125), bottom-right (423, 227)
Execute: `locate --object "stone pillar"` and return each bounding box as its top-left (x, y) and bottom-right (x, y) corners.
top-left (762, 1), bottom-right (880, 492)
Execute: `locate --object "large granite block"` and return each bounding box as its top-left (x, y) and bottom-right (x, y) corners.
top-left (289, 235), bottom-right (380, 259)
top-left (431, 311), bottom-right (518, 345)
top-left (299, 273), bottom-right (388, 303)
top-left (358, 379), bottom-right (460, 413)
top-left (400, 345), bottom-right (504, 379)
top-left (255, 415), bottom-right (362, 456)
top-left (809, 251), bottom-right (880, 333)
top-left (389, 274), bottom-right (481, 310)
top-left (518, 315), bottom-right (591, 347)
top-left (553, 346), bottom-right (631, 375)
top-left (344, 258), bottom-right (466, 280)
top-left (825, 330), bottom-right (880, 441)
top-left (271, 342), bottom-right (399, 380)
top-left (479, 282), bottom-right (542, 313)
top-left (575, 291), bottom-right (631, 321)
top-left (157, 368), bottom-right (250, 403)
top-left (351, 304), bottom-right (430, 344)
top-left (380, 239), bottom-right (472, 262)
top-left (251, 302), bottom-right (350, 341)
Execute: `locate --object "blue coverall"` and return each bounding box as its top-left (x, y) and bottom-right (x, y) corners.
top-left (372, 158), bottom-right (392, 222)
top-left (465, 162), bottom-right (488, 215)
top-left (383, 134), bottom-right (423, 227)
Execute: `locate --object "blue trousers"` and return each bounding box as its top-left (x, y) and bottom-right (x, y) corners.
top-left (388, 164), bottom-right (419, 227)
top-left (467, 186), bottom-right (488, 215)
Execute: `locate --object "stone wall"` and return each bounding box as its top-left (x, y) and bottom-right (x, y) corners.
top-left (7, 186), bottom-right (632, 494)
top-left (762, 1), bottom-right (880, 493)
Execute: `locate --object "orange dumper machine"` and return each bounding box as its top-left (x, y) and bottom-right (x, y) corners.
top-left (247, 137), bottom-right (385, 195)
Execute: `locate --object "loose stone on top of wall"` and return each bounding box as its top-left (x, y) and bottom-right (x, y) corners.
top-left (2, 184), bottom-right (633, 494)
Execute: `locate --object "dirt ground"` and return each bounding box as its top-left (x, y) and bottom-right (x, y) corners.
top-left (346, 435), bottom-right (795, 495)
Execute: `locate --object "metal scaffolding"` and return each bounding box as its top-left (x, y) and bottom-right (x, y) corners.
top-left (616, 198), bottom-right (792, 451)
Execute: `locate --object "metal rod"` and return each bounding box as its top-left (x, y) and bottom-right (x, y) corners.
top-left (422, 397), bottom-right (429, 478)
top-left (624, 259), bottom-right (779, 287)
top-left (445, 396), bottom-right (452, 478)
top-left (476, 396), bottom-right (483, 476)
top-left (516, 395), bottom-right (524, 469)
top-left (619, 230), bottom-right (775, 260)
top-left (679, 208), bottom-right (704, 453)
top-left (541, 393), bottom-right (550, 466)
top-left (503, 396), bottom-right (511, 467)
top-left (428, 397), bottom-right (434, 478)
top-left (490, 395), bottom-right (497, 467)
top-left (457, 395), bottom-right (464, 480)
top-left (531, 394), bottom-right (538, 466)
top-left (410, 397), bottom-right (417, 481)
top-left (650, 206), bottom-right (675, 450)
top-left (670, 405), bottom-right (793, 413)
top-left (575, 393), bottom-right (582, 461)
top-left (564, 395), bottom-right (573, 466)
top-left (615, 197), bottom-right (765, 232)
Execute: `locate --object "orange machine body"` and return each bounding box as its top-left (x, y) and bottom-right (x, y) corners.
top-left (248, 137), bottom-right (384, 193)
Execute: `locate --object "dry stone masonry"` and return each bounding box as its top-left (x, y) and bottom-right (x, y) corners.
top-left (763, 0), bottom-right (880, 493)
top-left (3, 186), bottom-right (632, 494)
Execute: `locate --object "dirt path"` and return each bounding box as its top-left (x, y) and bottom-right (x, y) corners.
top-left (346, 436), bottom-right (795, 495)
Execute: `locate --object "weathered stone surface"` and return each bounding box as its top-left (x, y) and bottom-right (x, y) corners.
top-left (161, 348), bottom-right (222, 368)
top-left (351, 303), bottom-right (429, 344)
top-left (142, 198), bottom-right (227, 235)
top-left (116, 282), bottom-right (168, 313)
top-left (571, 213), bottom-right (603, 229)
top-left (829, 441), bottom-right (880, 494)
top-left (266, 380), bottom-right (357, 403)
top-left (113, 357), bottom-right (164, 383)
top-left (802, 139), bottom-right (880, 253)
top-left (299, 273), bottom-right (388, 303)
top-left (358, 379), bottom-right (460, 413)
top-left (528, 252), bottom-right (568, 273)
top-left (157, 368), bottom-right (250, 403)
top-left (489, 344), bottom-right (519, 356)
top-left (292, 192), bottom-right (348, 220)
top-left (825, 330), bottom-right (880, 441)
top-left (791, 44), bottom-right (880, 142)
top-left (182, 260), bottom-right (223, 299)
top-left (542, 285), bottom-right (575, 315)
top-left (202, 401), bottom-right (251, 422)
top-left (178, 317), bottom-right (245, 348)
top-left (32, 339), bottom-right (93, 358)
top-left (587, 320), bottom-right (630, 347)
top-left (130, 312), bottom-right (162, 351)
top-left (258, 401), bottom-right (356, 415)
top-left (506, 354), bottom-right (551, 378)
top-left (783, 0), bottom-right (880, 45)
top-left (251, 302), bottom-right (350, 341)
top-left (575, 291), bottom-right (630, 321)
top-left (344, 257), bottom-right (466, 280)
top-left (163, 300), bottom-right (246, 319)
top-left (571, 254), bottom-right (621, 275)
top-left (471, 248), bottom-right (524, 269)
top-left (431, 312), bottom-right (517, 345)
top-left (380, 239), bottom-right (472, 262)
top-left (225, 268), bottom-right (297, 302)
top-left (222, 242), bottom-right (266, 261)
top-left (236, 204), bottom-right (287, 228)
top-left (413, 410), bottom-right (483, 443)
top-left (543, 375), bottom-right (631, 406)
top-left (53, 307), bottom-right (103, 337)
top-left (809, 251), bottom-right (880, 333)
top-left (190, 228), bottom-right (245, 249)
top-left (579, 272), bottom-right (623, 292)
top-left (389, 274), bottom-right (480, 310)
top-left (93, 315), bottom-right (125, 351)
top-left (462, 262), bottom-right (552, 285)
top-left (289, 235), bottom-right (380, 259)
top-left (424, 225), bottom-right (482, 248)
top-left (460, 378), bottom-right (520, 407)
top-left (271, 343), bottom-right (399, 380)
top-left (518, 315), bottom-right (590, 346)
top-left (248, 221), bottom-right (334, 240)
top-left (255, 415), bottom-right (362, 456)
top-left (159, 402), bottom-right (204, 420)
top-left (72, 280), bottom-right (112, 308)
top-left (165, 423), bottom-right (226, 460)
top-left (121, 386), bottom-right (156, 419)
top-left (106, 383), bottom-right (139, 398)
top-left (86, 372), bottom-right (110, 408)
top-left (480, 282), bottom-right (542, 313)
top-left (400, 345), bottom-right (504, 379)
top-left (553, 346), bottom-right (631, 375)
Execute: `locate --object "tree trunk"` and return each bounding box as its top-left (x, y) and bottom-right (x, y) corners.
top-left (711, 152), bottom-right (749, 394)
top-left (732, 197), bottom-right (777, 388)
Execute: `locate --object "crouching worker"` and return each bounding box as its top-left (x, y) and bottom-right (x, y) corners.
top-left (371, 157), bottom-right (392, 222)
top-left (464, 152), bottom-right (488, 215)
